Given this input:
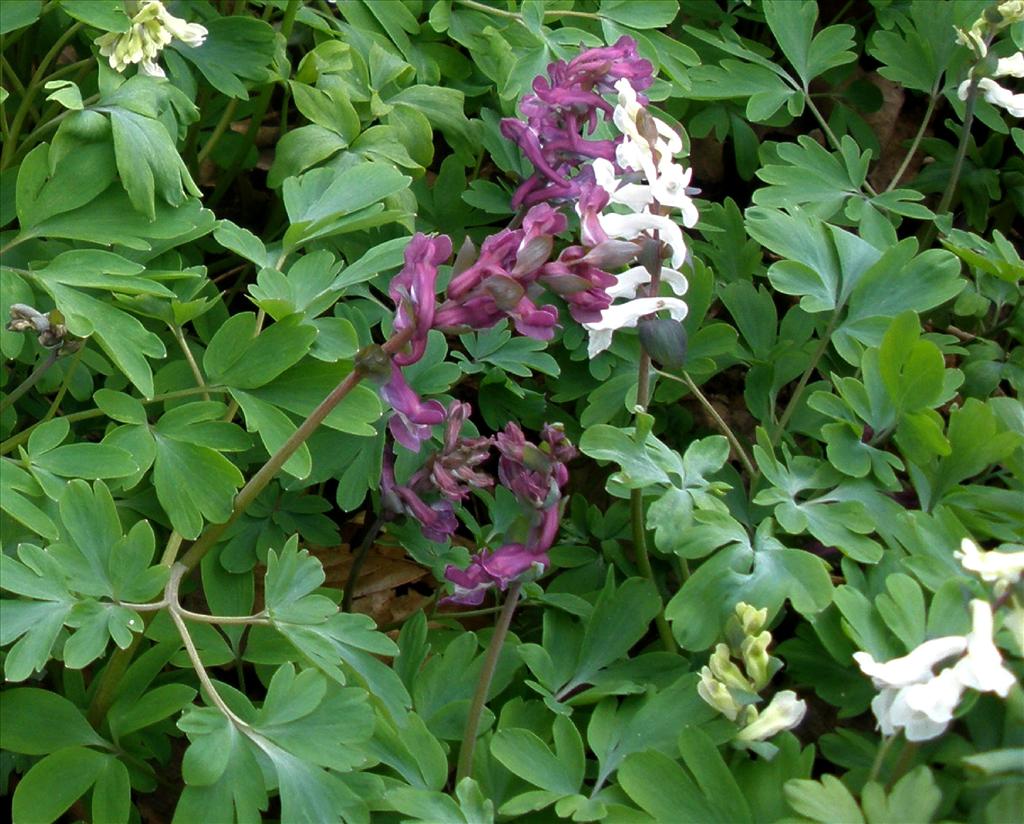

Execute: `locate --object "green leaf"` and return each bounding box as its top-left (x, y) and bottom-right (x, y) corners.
top-left (214, 219), bottom-right (273, 268)
top-left (784, 775), bottom-right (865, 823)
top-left (282, 162), bottom-right (411, 251)
top-left (171, 16), bottom-right (278, 98)
top-left (666, 520), bottom-right (833, 650)
top-left (106, 100), bottom-right (200, 220)
top-left (677, 727), bottom-right (752, 824)
top-left (491, 719), bottom-right (582, 796)
top-left (16, 141), bottom-right (117, 230)
top-left (108, 683), bottom-right (197, 739)
top-left (204, 313), bottom-right (316, 390)
top-left (0, 689), bottom-right (106, 754)
top-left (30, 443), bottom-right (137, 479)
top-left (93, 389), bottom-right (147, 424)
top-left (11, 746), bottom-right (109, 824)
top-left (59, 0), bottom-right (130, 31)
top-left (92, 756), bottom-right (131, 824)
top-left (619, 750), bottom-right (719, 823)
top-left (233, 390), bottom-right (311, 479)
top-left (1, 0), bottom-right (43, 34)
top-left (599, 0), bottom-right (678, 28)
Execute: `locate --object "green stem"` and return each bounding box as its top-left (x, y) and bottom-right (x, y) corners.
top-left (631, 488), bottom-right (676, 652)
top-left (196, 97), bottom-right (239, 165)
top-left (207, 0), bottom-right (299, 207)
top-left (456, 581), bottom-right (522, 784)
top-left (883, 89), bottom-right (938, 193)
top-left (656, 369), bottom-right (757, 477)
top-left (41, 342), bottom-right (85, 423)
top-left (866, 734), bottom-right (897, 784)
top-left (770, 311), bottom-right (839, 448)
top-left (1, 21), bottom-right (83, 169)
top-left (0, 348), bottom-right (59, 414)
top-left (170, 324), bottom-right (210, 402)
top-left (922, 78), bottom-right (980, 248)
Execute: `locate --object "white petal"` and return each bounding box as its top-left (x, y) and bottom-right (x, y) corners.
top-left (586, 327), bottom-right (614, 358)
top-left (952, 599), bottom-right (1017, 697)
top-left (977, 78), bottom-right (1024, 117)
top-left (853, 636), bottom-right (967, 688)
top-left (901, 668), bottom-right (964, 722)
top-left (599, 211), bottom-right (687, 268)
top-left (955, 538), bottom-right (1024, 587)
top-left (138, 58), bottom-right (166, 77)
top-left (584, 296), bottom-right (689, 333)
top-left (606, 265), bottom-right (651, 300)
top-left (994, 51), bottom-right (1024, 79)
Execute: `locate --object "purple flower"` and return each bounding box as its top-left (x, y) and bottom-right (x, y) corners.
top-left (501, 37), bottom-right (654, 208)
top-left (540, 245), bottom-right (620, 324)
top-left (380, 364), bottom-right (445, 452)
top-left (443, 543), bottom-right (547, 606)
top-left (389, 233), bottom-right (452, 367)
top-left (381, 448), bottom-right (458, 542)
top-left (434, 205), bottom-right (563, 341)
top-left (495, 422), bottom-right (576, 509)
top-left (423, 401), bottom-right (494, 501)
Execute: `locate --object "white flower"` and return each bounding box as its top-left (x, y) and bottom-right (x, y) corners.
top-left (871, 676), bottom-right (960, 742)
top-left (956, 538), bottom-right (1024, 593)
top-left (598, 211), bottom-right (687, 268)
top-left (952, 600), bottom-right (1017, 697)
top-left (958, 51), bottom-right (1024, 118)
top-left (583, 296), bottom-right (688, 358)
top-left (94, 0), bottom-right (206, 77)
top-left (854, 636), bottom-right (967, 688)
top-left (735, 691), bottom-right (807, 742)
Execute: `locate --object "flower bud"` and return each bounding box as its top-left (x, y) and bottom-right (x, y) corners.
top-left (484, 275), bottom-right (527, 311)
top-left (736, 602), bottom-right (768, 636)
top-left (742, 631), bottom-right (773, 691)
top-left (697, 667), bottom-right (741, 721)
top-left (709, 644), bottom-right (753, 693)
top-left (638, 317), bottom-right (688, 370)
top-left (354, 343), bottom-right (391, 378)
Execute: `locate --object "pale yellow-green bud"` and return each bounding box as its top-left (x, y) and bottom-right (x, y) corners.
top-left (709, 644), bottom-right (754, 693)
top-left (742, 631), bottom-right (773, 691)
top-left (735, 602), bottom-right (768, 636)
top-left (697, 667), bottom-right (741, 721)
top-left (996, 0), bottom-right (1024, 25)
top-left (92, 0), bottom-right (206, 78)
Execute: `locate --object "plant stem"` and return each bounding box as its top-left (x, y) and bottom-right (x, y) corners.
top-left (342, 514), bottom-right (385, 612)
top-left (0, 348), bottom-right (59, 414)
top-left (456, 581), bottom-right (522, 784)
top-left (922, 78), bottom-right (980, 248)
top-left (170, 324), bottom-right (210, 402)
top-left (1, 21), bottom-right (83, 169)
top-left (196, 98), bottom-right (239, 166)
top-left (630, 489), bottom-right (677, 652)
top-left (883, 89), bottom-right (938, 193)
top-left (40, 342), bottom-right (85, 423)
top-left (656, 369), bottom-right (757, 477)
top-left (178, 368), bottom-right (366, 572)
top-left (867, 734), bottom-right (897, 784)
top-left (166, 564), bottom-right (251, 727)
top-left (770, 311), bottom-right (839, 448)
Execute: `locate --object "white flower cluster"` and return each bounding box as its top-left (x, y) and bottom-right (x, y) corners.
top-left (855, 600), bottom-right (1015, 742)
top-left (958, 52), bottom-right (1024, 118)
top-left (697, 603), bottom-right (807, 746)
top-left (581, 78), bottom-right (699, 358)
top-left (855, 537), bottom-right (1021, 742)
top-left (95, 0), bottom-right (207, 79)
top-left (954, 1), bottom-right (1024, 118)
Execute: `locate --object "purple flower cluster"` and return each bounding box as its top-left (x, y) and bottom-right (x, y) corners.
top-left (444, 424), bottom-right (576, 606)
top-left (500, 36), bottom-right (653, 208)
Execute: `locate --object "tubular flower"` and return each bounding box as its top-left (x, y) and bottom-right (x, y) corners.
top-left (854, 600), bottom-right (1019, 742)
top-left (423, 402), bottom-right (494, 501)
top-left (380, 365), bottom-right (445, 453)
top-left (958, 52), bottom-right (1024, 118)
top-left (389, 233), bottom-right (452, 367)
top-left (95, 0), bottom-right (207, 78)
top-left (735, 691), bottom-right (807, 743)
top-left (500, 37), bottom-right (654, 207)
top-left (435, 204), bottom-right (564, 340)
top-left (443, 424), bottom-right (575, 606)
top-left (380, 448), bottom-right (458, 543)
top-left (955, 537), bottom-right (1024, 594)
